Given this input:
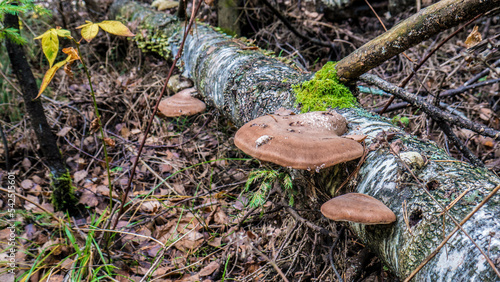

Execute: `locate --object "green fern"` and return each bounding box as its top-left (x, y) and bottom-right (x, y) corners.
top-left (0, 0), bottom-right (49, 45)
top-left (0, 26), bottom-right (26, 44)
top-left (245, 169), bottom-right (296, 208)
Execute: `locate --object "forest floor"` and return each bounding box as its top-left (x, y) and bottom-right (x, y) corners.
top-left (0, 0), bottom-right (499, 281)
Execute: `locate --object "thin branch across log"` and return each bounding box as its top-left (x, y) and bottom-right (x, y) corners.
top-left (335, 0), bottom-right (500, 81)
top-left (111, 0), bottom-right (500, 280)
top-left (360, 74), bottom-right (500, 140)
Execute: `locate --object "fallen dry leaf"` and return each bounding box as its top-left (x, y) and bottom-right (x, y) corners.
top-left (24, 195), bottom-right (39, 211)
top-left (198, 260), bottom-right (220, 277)
top-left (479, 107), bottom-right (495, 122)
top-left (160, 163), bottom-right (173, 173)
top-left (21, 179), bottom-right (34, 189)
top-left (103, 137), bottom-right (116, 147)
top-left (465, 26), bottom-right (482, 49)
top-left (24, 224), bottom-right (38, 240)
top-left (41, 274), bottom-right (65, 282)
top-left (139, 199), bottom-right (161, 213)
top-left (73, 170), bottom-right (88, 183)
top-left (22, 158), bottom-right (31, 171)
top-left (208, 236), bottom-right (222, 247)
top-left (56, 126), bottom-right (73, 137)
top-left (96, 185), bottom-right (110, 196)
top-left (90, 117), bottom-right (101, 134)
top-left (214, 208), bottom-right (229, 226)
top-left (172, 230), bottom-right (204, 252)
top-left (60, 258), bottom-right (75, 270)
top-left (172, 183), bottom-right (186, 195)
top-left (78, 190), bottom-right (99, 207)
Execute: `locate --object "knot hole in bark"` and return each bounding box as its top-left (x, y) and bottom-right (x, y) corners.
top-left (409, 209), bottom-right (423, 227)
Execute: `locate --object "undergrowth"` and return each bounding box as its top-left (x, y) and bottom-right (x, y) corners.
top-left (245, 168), bottom-right (295, 207)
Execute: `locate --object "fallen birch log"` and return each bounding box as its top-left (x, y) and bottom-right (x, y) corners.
top-left (110, 0), bottom-right (500, 280)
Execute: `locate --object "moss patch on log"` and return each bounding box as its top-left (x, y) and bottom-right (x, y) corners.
top-left (293, 61), bottom-right (357, 112)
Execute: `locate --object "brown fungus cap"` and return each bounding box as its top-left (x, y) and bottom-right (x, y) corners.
top-left (158, 88), bottom-right (206, 117)
top-left (321, 193), bottom-right (396, 225)
top-left (234, 111), bottom-right (364, 171)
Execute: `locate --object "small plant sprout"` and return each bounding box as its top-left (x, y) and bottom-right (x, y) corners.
top-left (35, 20), bottom-right (135, 97)
top-left (34, 20), bottom-right (135, 208)
top-left (245, 168), bottom-right (295, 207)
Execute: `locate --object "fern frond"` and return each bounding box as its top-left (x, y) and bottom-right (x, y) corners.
top-left (245, 169), bottom-right (276, 191)
top-left (0, 2), bottom-right (28, 15)
top-left (249, 182), bottom-right (272, 208)
top-left (1, 27), bottom-right (27, 44)
top-left (281, 173), bottom-right (293, 190)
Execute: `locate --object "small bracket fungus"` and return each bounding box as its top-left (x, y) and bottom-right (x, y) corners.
top-left (234, 111), bottom-right (364, 171)
top-left (158, 88), bottom-right (206, 117)
top-left (321, 193), bottom-right (396, 225)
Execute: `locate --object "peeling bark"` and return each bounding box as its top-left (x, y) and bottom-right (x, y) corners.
top-left (110, 0), bottom-right (500, 280)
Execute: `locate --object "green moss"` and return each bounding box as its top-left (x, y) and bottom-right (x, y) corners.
top-left (51, 169), bottom-right (78, 212)
top-left (218, 27), bottom-right (237, 37)
top-left (292, 61), bottom-right (357, 113)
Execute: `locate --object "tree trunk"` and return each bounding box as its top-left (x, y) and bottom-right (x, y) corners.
top-left (110, 0), bottom-right (500, 280)
top-left (4, 11), bottom-right (77, 212)
top-left (218, 0), bottom-right (242, 36)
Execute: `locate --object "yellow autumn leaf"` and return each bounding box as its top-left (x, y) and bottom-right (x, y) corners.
top-left (34, 29), bottom-right (50, 40)
top-left (75, 20), bottom-right (94, 29)
top-left (76, 21), bottom-right (100, 42)
top-left (55, 28), bottom-right (73, 39)
top-left (37, 56), bottom-right (71, 98)
top-left (35, 28), bottom-right (59, 68)
top-left (97, 20), bottom-right (135, 37)
top-left (62, 47), bottom-right (80, 62)
top-left (465, 26), bottom-right (482, 49)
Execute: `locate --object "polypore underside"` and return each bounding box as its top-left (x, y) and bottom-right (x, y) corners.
top-left (111, 1), bottom-right (500, 280)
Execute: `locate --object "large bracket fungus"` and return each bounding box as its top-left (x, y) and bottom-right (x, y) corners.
top-left (234, 110), bottom-right (364, 171)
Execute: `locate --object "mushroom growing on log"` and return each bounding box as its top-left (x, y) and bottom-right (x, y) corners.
top-left (158, 88), bottom-right (206, 117)
top-left (234, 110), bottom-right (364, 171)
top-left (321, 193), bottom-right (396, 225)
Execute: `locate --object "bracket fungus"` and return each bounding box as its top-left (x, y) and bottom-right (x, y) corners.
top-left (234, 110), bottom-right (364, 171)
top-left (158, 88), bottom-right (206, 117)
top-left (321, 193), bottom-right (396, 225)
